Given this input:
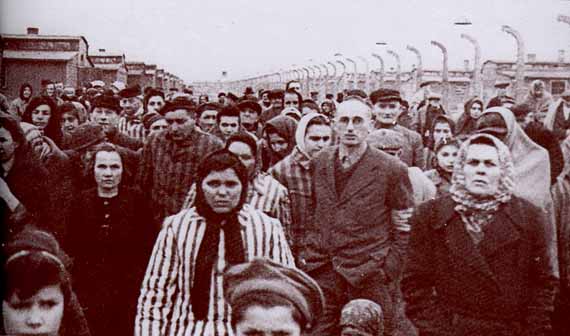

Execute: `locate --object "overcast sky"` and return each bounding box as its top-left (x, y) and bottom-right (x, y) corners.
top-left (1, 0), bottom-right (569, 83)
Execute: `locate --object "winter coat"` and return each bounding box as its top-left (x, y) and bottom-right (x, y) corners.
top-left (403, 195), bottom-right (558, 336)
top-left (67, 186), bottom-right (156, 336)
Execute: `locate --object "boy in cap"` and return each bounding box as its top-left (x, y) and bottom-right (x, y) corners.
top-left (370, 88), bottom-right (425, 168)
top-left (224, 258), bottom-right (325, 336)
top-left (237, 100), bottom-right (263, 138)
top-left (417, 91), bottom-right (446, 145)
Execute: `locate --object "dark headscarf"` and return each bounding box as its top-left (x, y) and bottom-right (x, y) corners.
top-left (263, 115), bottom-right (298, 168)
top-left (191, 150), bottom-right (249, 320)
top-left (456, 97), bottom-right (483, 137)
top-left (19, 83), bottom-right (33, 102)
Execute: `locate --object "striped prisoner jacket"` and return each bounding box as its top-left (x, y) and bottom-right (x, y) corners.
top-left (181, 172), bottom-right (292, 243)
top-left (135, 205), bottom-right (295, 336)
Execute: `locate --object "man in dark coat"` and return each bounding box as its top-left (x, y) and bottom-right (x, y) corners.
top-left (301, 97), bottom-right (414, 335)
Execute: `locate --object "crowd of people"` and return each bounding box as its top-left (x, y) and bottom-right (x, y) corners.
top-left (0, 76), bottom-right (570, 336)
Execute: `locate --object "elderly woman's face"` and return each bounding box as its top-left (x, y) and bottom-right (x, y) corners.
top-left (2, 285), bottom-right (64, 336)
top-left (201, 168), bottom-right (243, 213)
top-left (463, 144), bottom-right (501, 197)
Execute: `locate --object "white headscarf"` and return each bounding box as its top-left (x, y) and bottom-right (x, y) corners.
top-left (294, 112), bottom-right (323, 156)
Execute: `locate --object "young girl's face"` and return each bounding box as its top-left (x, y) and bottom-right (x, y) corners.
top-left (2, 285), bottom-right (64, 336)
top-left (436, 144), bottom-right (459, 173)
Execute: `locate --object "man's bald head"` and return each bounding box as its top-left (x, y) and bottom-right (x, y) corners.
top-left (335, 97), bottom-right (373, 147)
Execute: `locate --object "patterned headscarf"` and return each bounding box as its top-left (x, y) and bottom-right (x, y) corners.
top-left (450, 133), bottom-right (515, 244)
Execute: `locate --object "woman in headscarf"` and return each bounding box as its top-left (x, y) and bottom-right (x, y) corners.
top-left (8, 83), bottom-right (33, 119)
top-left (522, 79), bottom-right (554, 114)
top-left (261, 115), bottom-right (298, 170)
top-left (456, 97), bottom-right (484, 138)
top-left (135, 150), bottom-right (294, 336)
top-left (321, 100), bottom-right (336, 119)
top-left (1, 229), bottom-right (90, 336)
top-left (403, 133), bottom-right (558, 336)
top-left (182, 132), bottom-right (292, 244)
top-left (475, 106), bottom-right (551, 209)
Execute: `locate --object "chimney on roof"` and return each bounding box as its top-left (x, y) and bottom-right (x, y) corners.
top-left (27, 27), bottom-right (39, 35)
top-left (464, 59), bottom-right (470, 71)
top-left (527, 53), bottom-right (537, 63)
top-left (558, 49), bottom-right (566, 63)
top-left (98, 49), bottom-right (106, 53)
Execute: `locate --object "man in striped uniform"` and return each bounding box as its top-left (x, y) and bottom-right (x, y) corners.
top-left (182, 132), bottom-right (292, 243)
top-left (135, 150), bottom-right (294, 336)
top-left (118, 84), bottom-right (146, 141)
top-left (137, 99), bottom-right (223, 225)
top-left (269, 113), bottom-right (333, 259)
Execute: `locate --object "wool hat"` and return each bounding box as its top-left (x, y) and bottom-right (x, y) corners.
top-left (340, 299), bottom-right (384, 336)
top-left (226, 92), bottom-right (239, 102)
top-left (237, 100), bottom-right (262, 114)
top-left (142, 112), bottom-right (165, 130)
top-left (91, 94), bottom-right (121, 112)
top-left (67, 123), bottom-right (106, 151)
top-left (367, 128), bottom-right (405, 151)
top-left (4, 228), bottom-right (70, 270)
top-left (370, 89), bottom-right (402, 104)
top-left (244, 87), bottom-right (254, 95)
top-left (223, 258), bottom-right (324, 330)
top-left (118, 84), bottom-right (142, 98)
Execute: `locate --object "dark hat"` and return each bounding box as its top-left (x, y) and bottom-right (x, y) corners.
top-left (159, 98), bottom-right (196, 115)
top-left (118, 84), bottom-right (141, 98)
top-left (227, 92), bottom-right (239, 101)
top-left (237, 100), bottom-right (262, 114)
top-left (346, 89), bottom-right (368, 99)
top-left (244, 87), bottom-right (254, 95)
top-left (142, 112), bottom-right (165, 130)
top-left (196, 102), bottom-right (222, 114)
top-left (370, 88), bottom-right (402, 104)
top-left (268, 89), bottom-right (285, 100)
top-left (419, 80), bottom-right (439, 89)
top-left (224, 258), bottom-right (324, 331)
top-left (91, 94), bottom-right (121, 112)
top-left (325, 93), bottom-right (334, 99)
top-left (218, 92), bottom-right (227, 98)
top-left (67, 123), bottom-right (106, 151)
top-left (494, 80), bottom-right (511, 89)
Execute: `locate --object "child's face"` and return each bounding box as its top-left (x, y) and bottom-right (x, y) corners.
top-left (436, 144), bottom-right (459, 173)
